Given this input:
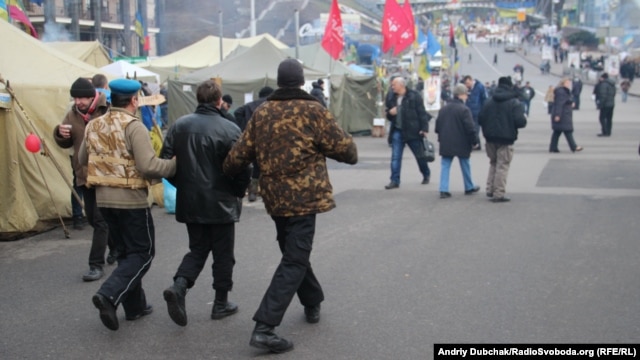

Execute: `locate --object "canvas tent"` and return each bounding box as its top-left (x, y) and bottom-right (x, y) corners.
top-left (140, 33), bottom-right (288, 82)
top-left (46, 40), bottom-right (112, 68)
top-left (0, 21), bottom-right (107, 233)
top-left (100, 60), bottom-right (160, 84)
top-left (167, 38), bottom-right (326, 124)
top-left (284, 43), bottom-right (356, 76)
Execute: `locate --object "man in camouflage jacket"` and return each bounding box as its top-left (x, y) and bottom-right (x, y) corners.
top-left (223, 59), bottom-right (358, 353)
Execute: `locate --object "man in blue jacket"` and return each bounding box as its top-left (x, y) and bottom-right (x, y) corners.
top-left (462, 75), bottom-right (487, 150)
top-left (478, 76), bottom-right (527, 203)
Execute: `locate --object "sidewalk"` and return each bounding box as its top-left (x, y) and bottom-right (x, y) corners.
top-left (516, 44), bottom-right (639, 97)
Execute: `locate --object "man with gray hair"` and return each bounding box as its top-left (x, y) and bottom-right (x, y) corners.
top-left (384, 76), bottom-right (432, 189)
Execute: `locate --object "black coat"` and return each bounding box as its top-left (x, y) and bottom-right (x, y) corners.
top-left (387, 89), bottom-right (431, 142)
top-left (551, 86), bottom-right (574, 131)
top-left (233, 97), bottom-right (267, 131)
top-left (161, 104), bottom-right (251, 224)
top-left (435, 98), bottom-right (477, 158)
top-left (310, 83), bottom-right (327, 108)
top-left (479, 85), bottom-right (527, 145)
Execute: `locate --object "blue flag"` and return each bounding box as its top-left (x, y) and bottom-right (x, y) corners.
top-left (426, 30), bottom-right (441, 57)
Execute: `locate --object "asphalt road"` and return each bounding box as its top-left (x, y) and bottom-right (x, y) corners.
top-left (1, 43), bottom-right (639, 360)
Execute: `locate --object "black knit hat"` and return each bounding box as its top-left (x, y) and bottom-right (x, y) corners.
top-left (498, 76), bottom-right (513, 87)
top-left (277, 59), bottom-right (305, 88)
top-left (222, 94), bottom-right (233, 105)
top-left (70, 77), bottom-right (96, 98)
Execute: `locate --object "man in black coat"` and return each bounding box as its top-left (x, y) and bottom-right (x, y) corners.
top-left (160, 80), bottom-right (251, 327)
top-left (435, 84), bottom-right (480, 199)
top-left (571, 77), bottom-right (583, 110)
top-left (233, 86), bottom-right (274, 201)
top-left (478, 76), bottom-right (527, 203)
top-left (310, 79), bottom-right (327, 107)
top-left (384, 77), bottom-right (432, 189)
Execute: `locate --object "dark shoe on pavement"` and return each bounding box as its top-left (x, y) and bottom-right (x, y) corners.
top-left (491, 197), bottom-right (511, 203)
top-left (163, 277), bottom-right (188, 326)
top-left (464, 186), bottom-right (480, 195)
top-left (92, 293), bottom-right (118, 331)
top-left (126, 304), bottom-right (153, 321)
top-left (211, 300), bottom-right (238, 320)
top-left (250, 322), bottom-right (294, 353)
top-left (440, 192), bottom-right (452, 199)
top-left (384, 182), bottom-right (399, 190)
top-left (421, 177), bottom-right (430, 185)
top-left (82, 267), bottom-right (104, 282)
top-left (486, 192), bottom-right (494, 198)
top-left (304, 304), bottom-right (321, 324)
top-left (73, 216), bottom-right (84, 230)
top-left (549, 149), bottom-right (560, 153)
top-left (106, 250), bottom-right (119, 265)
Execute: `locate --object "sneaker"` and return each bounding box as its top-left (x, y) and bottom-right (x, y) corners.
top-left (82, 267), bottom-right (104, 282)
top-left (440, 192), bottom-right (452, 199)
top-left (464, 186), bottom-right (480, 195)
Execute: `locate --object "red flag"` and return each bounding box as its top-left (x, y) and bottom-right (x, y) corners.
top-left (392, 0), bottom-right (415, 56)
top-left (321, 0), bottom-right (344, 60)
top-left (143, 35), bottom-right (150, 51)
top-left (8, 5), bottom-right (38, 38)
top-left (449, 22), bottom-right (456, 48)
top-left (381, 0), bottom-right (404, 54)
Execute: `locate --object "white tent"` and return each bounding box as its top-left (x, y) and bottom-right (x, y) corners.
top-left (100, 60), bottom-right (160, 84)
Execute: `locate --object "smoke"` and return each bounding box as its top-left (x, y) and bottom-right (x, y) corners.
top-left (41, 22), bottom-right (73, 42)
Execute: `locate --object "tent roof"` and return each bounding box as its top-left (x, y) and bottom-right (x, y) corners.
top-left (181, 38), bottom-right (326, 83)
top-left (46, 41), bottom-right (112, 68)
top-left (100, 60), bottom-right (160, 84)
top-left (140, 33), bottom-right (289, 79)
top-left (284, 43), bottom-right (356, 76)
top-left (0, 21), bottom-right (109, 87)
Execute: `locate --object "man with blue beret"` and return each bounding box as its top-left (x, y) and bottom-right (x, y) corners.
top-left (79, 78), bottom-right (177, 331)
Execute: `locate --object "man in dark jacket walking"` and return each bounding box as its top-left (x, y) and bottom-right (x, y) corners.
top-left (233, 86), bottom-right (275, 201)
top-left (571, 77), bottom-right (583, 110)
top-left (384, 76), bottom-right (432, 189)
top-left (479, 77), bottom-right (527, 203)
top-left (223, 59), bottom-right (357, 353)
top-left (462, 75), bottom-right (487, 150)
top-left (594, 73), bottom-right (616, 136)
top-left (310, 79), bottom-right (327, 107)
top-left (435, 84), bottom-right (480, 198)
top-left (160, 80), bottom-right (251, 327)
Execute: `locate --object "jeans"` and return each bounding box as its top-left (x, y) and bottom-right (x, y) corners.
top-left (622, 91), bottom-right (628, 103)
top-left (550, 130), bottom-right (578, 151)
top-left (389, 129), bottom-right (430, 184)
top-left (439, 156), bottom-right (475, 192)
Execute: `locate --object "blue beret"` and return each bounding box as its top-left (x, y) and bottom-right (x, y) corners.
top-left (109, 79), bottom-right (141, 96)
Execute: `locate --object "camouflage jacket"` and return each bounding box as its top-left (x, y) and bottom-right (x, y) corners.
top-left (223, 88), bottom-right (358, 217)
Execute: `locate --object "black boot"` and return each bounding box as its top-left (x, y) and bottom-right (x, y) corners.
top-left (250, 322), bottom-right (294, 353)
top-left (163, 277), bottom-right (188, 326)
top-left (211, 291), bottom-right (238, 320)
top-left (248, 179), bottom-right (258, 202)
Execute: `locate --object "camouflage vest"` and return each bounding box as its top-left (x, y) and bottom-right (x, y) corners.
top-left (85, 110), bottom-right (148, 189)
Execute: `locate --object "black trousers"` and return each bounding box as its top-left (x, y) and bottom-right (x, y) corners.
top-left (83, 187), bottom-right (111, 269)
top-left (550, 130), bottom-right (578, 152)
top-left (97, 207), bottom-right (154, 318)
top-left (253, 214), bottom-right (324, 327)
top-left (599, 106), bottom-right (614, 135)
top-left (174, 223), bottom-right (236, 291)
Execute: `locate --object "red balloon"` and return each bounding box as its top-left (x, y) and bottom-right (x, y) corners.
top-left (25, 133), bottom-right (41, 153)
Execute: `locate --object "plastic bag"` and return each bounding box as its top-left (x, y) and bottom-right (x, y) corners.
top-left (163, 178), bottom-right (176, 214)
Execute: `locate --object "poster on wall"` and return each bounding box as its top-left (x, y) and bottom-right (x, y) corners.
top-left (423, 76), bottom-right (441, 112)
top-left (605, 55), bottom-right (620, 77)
top-left (567, 52), bottom-right (580, 70)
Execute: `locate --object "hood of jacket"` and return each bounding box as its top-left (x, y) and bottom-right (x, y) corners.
top-left (491, 85), bottom-right (519, 102)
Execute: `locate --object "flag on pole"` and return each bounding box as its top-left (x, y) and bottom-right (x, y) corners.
top-left (135, 11), bottom-right (150, 51)
top-left (321, 0), bottom-right (344, 60)
top-left (392, 0), bottom-right (415, 56)
top-left (7, 0), bottom-right (38, 38)
top-left (0, 0), bottom-right (8, 21)
top-left (418, 55), bottom-right (430, 80)
top-left (381, 0), bottom-right (404, 53)
top-left (426, 29), bottom-right (441, 56)
top-left (449, 22), bottom-right (456, 48)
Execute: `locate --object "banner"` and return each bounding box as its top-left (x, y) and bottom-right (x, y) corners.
top-left (321, 0), bottom-right (344, 60)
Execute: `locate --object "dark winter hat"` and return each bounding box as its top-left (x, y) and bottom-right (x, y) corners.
top-left (258, 86), bottom-right (274, 98)
top-left (222, 94), bottom-right (233, 105)
top-left (70, 77), bottom-right (96, 98)
top-left (277, 58), bottom-right (305, 88)
top-left (453, 84), bottom-right (468, 97)
top-left (600, 73), bottom-right (609, 80)
top-left (317, 78), bottom-right (324, 85)
top-left (498, 76), bottom-right (513, 87)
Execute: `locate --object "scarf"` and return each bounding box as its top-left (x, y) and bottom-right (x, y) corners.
top-left (77, 90), bottom-right (100, 122)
